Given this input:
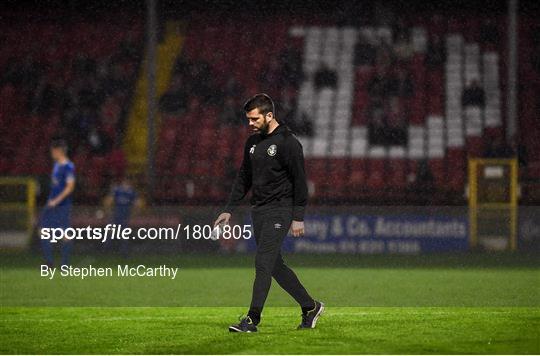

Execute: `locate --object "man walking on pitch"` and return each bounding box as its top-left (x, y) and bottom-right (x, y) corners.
top-left (214, 94), bottom-right (324, 332)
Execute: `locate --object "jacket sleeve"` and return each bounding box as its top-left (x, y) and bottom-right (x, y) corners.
top-left (224, 141), bottom-right (252, 214)
top-left (286, 137), bottom-right (308, 221)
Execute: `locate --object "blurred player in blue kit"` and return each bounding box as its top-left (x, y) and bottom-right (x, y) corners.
top-left (40, 139), bottom-right (76, 267)
top-left (104, 176), bottom-right (141, 256)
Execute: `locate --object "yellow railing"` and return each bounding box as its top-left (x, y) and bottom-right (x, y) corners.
top-left (123, 21), bottom-right (184, 174)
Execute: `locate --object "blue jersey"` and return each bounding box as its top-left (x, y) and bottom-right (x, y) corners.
top-left (112, 185), bottom-right (137, 224)
top-left (41, 160), bottom-right (75, 229)
top-left (49, 161), bottom-right (75, 207)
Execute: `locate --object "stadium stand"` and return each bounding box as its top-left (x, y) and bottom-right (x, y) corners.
top-left (1, 10), bottom-right (538, 204)
top-left (0, 14), bottom-right (143, 201)
top-left (152, 14), bottom-right (538, 204)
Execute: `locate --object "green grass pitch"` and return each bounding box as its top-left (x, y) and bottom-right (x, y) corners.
top-left (1, 253), bottom-right (539, 354)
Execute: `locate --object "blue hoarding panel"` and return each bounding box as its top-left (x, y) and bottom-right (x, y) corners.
top-left (247, 214), bottom-right (468, 254)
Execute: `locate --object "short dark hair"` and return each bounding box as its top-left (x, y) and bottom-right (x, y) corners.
top-left (243, 93), bottom-right (275, 116)
top-left (50, 138), bottom-right (68, 151)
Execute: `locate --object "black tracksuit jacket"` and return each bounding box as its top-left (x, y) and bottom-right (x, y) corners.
top-left (225, 125), bottom-right (308, 221)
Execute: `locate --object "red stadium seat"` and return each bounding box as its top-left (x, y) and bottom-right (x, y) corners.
top-left (366, 159), bottom-right (386, 190)
top-left (409, 92), bottom-right (426, 124)
top-left (192, 160), bottom-right (213, 177)
top-left (428, 159), bottom-right (446, 186)
top-left (447, 149), bottom-right (466, 191)
top-left (305, 159), bottom-right (329, 199)
top-left (348, 159), bottom-right (366, 190)
top-left (326, 159), bottom-right (349, 198)
top-left (466, 137), bottom-right (484, 158)
top-left (388, 159), bottom-right (407, 189)
top-left (174, 158), bottom-right (191, 176)
top-left (171, 179), bottom-right (188, 200)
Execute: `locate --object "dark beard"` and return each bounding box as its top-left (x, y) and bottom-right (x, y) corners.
top-left (259, 121), bottom-right (270, 135)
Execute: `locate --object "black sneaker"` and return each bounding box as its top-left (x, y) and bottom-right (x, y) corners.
top-left (229, 316), bottom-right (258, 333)
top-left (298, 301), bottom-right (324, 329)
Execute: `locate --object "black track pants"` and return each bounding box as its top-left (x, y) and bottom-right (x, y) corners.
top-left (248, 207), bottom-right (314, 320)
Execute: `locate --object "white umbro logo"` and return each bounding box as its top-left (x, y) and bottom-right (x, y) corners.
top-left (250, 145), bottom-right (256, 154)
top-left (274, 223), bottom-right (282, 229)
